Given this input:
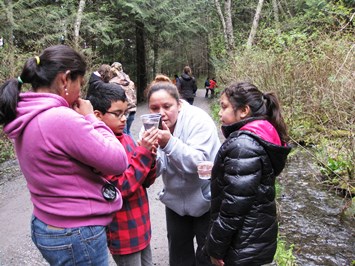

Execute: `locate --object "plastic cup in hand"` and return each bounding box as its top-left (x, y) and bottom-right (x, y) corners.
top-left (141, 114), bottom-right (161, 130)
top-left (197, 161), bottom-right (214, 180)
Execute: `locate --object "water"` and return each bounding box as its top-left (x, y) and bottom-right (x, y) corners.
top-left (278, 150), bottom-right (354, 265)
top-left (143, 122), bottom-right (159, 130)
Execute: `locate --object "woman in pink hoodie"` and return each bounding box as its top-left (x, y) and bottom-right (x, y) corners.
top-left (0, 45), bottom-right (128, 265)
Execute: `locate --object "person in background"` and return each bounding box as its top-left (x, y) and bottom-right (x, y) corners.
top-left (87, 82), bottom-right (158, 266)
top-left (204, 82), bottom-right (291, 266)
top-left (209, 77), bottom-right (217, 98)
top-left (110, 62), bottom-right (137, 137)
top-left (176, 66), bottom-right (197, 105)
top-left (204, 77), bottom-right (210, 98)
top-left (172, 74), bottom-right (179, 86)
top-left (145, 74), bottom-right (220, 266)
top-left (0, 45), bottom-right (128, 265)
top-left (87, 64), bottom-right (112, 95)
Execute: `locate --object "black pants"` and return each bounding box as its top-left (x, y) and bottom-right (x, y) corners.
top-left (205, 88), bottom-right (215, 98)
top-left (205, 88), bottom-right (209, 97)
top-left (166, 207), bottom-right (213, 266)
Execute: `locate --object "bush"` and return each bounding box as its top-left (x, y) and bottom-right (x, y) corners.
top-left (213, 36), bottom-right (354, 196)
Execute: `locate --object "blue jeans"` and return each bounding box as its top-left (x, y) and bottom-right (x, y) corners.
top-left (124, 111), bottom-right (136, 136)
top-left (31, 216), bottom-right (109, 266)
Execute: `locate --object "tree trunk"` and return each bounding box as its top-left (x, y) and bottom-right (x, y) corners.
top-left (152, 38), bottom-right (158, 79)
top-left (214, 0), bottom-right (228, 49)
top-left (74, 0), bottom-right (86, 48)
top-left (214, 0), bottom-right (234, 54)
top-left (224, 0), bottom-right (235, 53)
top-left (272, 0), bottom-right (281, 35)
top-left (2, 0), bottom-right (14, 76)
top-left (247, 0), bottom-right (264, 48)
top-left (135, 20), bottom-right (147, 103)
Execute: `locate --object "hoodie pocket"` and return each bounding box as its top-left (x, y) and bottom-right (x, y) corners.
top-left (201, 181), bottom-right (211, 201)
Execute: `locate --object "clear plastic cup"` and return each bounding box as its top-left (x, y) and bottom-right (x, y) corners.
top-left (197, 161), bottom-right (214, 180)
top-left (141, 114), bottom-right (161, 130)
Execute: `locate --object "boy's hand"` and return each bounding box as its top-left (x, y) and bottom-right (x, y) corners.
top-left (140, 127), bottom-right (159, 152)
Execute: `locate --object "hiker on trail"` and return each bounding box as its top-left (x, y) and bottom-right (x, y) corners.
top-left (203, 82), bottom-right (291, 266)
top-left (209, 77), bottom-right (217, 98)
top-left (0, 45), bottom-right (128, 265)
top-left (176, 66), bottom-right (197, 105)
top-left (144, 74), bottom-right (220, 266)
top-left (110, 62), bottom-right (137, 137)
top-left (172, 74), bottom-right (179, 86)
top-left (204, 77), bottom-right (210, 98)
top-left (87, 82), bottom-right (158, 266)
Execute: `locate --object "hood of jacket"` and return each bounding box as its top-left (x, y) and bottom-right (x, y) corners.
top-left (4, 92), bottom-right (68, 139)
top-left (222, 118), bottom-right (291, 176)
top-left (181, 73), bottom-right (192, 81)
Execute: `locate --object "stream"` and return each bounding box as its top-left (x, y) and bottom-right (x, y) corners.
top-left (278, 150), bottom-right (354, 265)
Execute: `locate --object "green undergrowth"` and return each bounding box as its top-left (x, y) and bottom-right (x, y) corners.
top-left (274, 235), bottom-right (297, 266)
top-left (211, 35), bottom-right (354, 199)
top-left (0, 129), bottom-right (15, 163)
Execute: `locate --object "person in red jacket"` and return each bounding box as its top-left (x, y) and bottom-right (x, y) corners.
top-left (209, 78), bottom-right (218, 98)
top-left (87, 82), bottom-right (159, 266)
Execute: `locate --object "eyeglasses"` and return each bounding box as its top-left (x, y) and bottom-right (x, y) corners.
top-left (106, 111), bottom-right (129, 119)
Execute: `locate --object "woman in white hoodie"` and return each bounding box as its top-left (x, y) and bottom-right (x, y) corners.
top-left (145, 74), bottom-right (220, 266)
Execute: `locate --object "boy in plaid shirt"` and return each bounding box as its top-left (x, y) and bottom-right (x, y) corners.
top-left (87, 82), bottom-right (158, 266)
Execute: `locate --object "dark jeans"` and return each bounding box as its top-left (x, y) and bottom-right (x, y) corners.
top-left (205, 88), bottom-right (209, 97)
top-left (166, 207), bottom-right (213, 266)
top-left (124, 111), bottom-right (136, 137)
top-left (205, 89), bottom-right (215, 98)
top-left (210, 89), bottom-right (215, 98)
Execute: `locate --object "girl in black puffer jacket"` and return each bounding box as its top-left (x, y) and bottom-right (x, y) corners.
top-left (204, 82), bottom-right (291, 266)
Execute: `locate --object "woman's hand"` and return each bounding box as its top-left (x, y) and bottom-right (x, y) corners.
top-left (210, 257), bottom-right (224, 266)
top-left (139, 127), bottom-right (159, 152)
top-left (157, 121), bottom-right (172, 148)
top-left (73, 98), bottom-right (94, 116)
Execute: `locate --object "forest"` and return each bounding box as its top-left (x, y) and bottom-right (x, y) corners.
top-left (0, 0), bottom-right (354, 263)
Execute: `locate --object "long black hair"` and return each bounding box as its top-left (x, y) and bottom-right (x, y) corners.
top-left (222, 82), bottom-right (289, 143)
top-left (0, 45), bottom-right (86, 125)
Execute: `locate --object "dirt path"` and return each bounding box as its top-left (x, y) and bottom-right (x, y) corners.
top-left (0, 88), bottom-right (219, 265)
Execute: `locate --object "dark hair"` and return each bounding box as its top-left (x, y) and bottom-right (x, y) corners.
top-left (0, 45), bottom-right (86, 125)
top-left (222, 82), bottom-right (289, 143)
top-left (145, 74), bottom-right (180, 103)
top-left (86, 82), bottom-right (127, 114)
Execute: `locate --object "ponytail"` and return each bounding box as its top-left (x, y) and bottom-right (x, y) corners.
top-left (0, 78), bottom-right (22, 125)
top-left (223, 82), bottom-right (289, 144)
top-left (263, 92), bottom-right (289, 143)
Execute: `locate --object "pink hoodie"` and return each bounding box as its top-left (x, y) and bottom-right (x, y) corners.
top-left (4, 92), bottom-right (128, 228)
top-left (240, 120), bottom-right (281, 146)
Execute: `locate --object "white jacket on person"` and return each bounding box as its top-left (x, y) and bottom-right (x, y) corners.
top-left (157, 100), bottom-right (221, 217)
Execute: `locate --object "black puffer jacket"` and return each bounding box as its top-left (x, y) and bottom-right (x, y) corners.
top-left (178, 73), bottom-right (197, 99)
top-left (205, 118), bottom-right (291, 266)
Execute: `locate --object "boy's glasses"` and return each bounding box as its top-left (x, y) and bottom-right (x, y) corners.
top-left (106, 111), bottom-right (129, 119)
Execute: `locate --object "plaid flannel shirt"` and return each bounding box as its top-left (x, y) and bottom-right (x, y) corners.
top-left (106, 133), bottom-right (157, 255)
